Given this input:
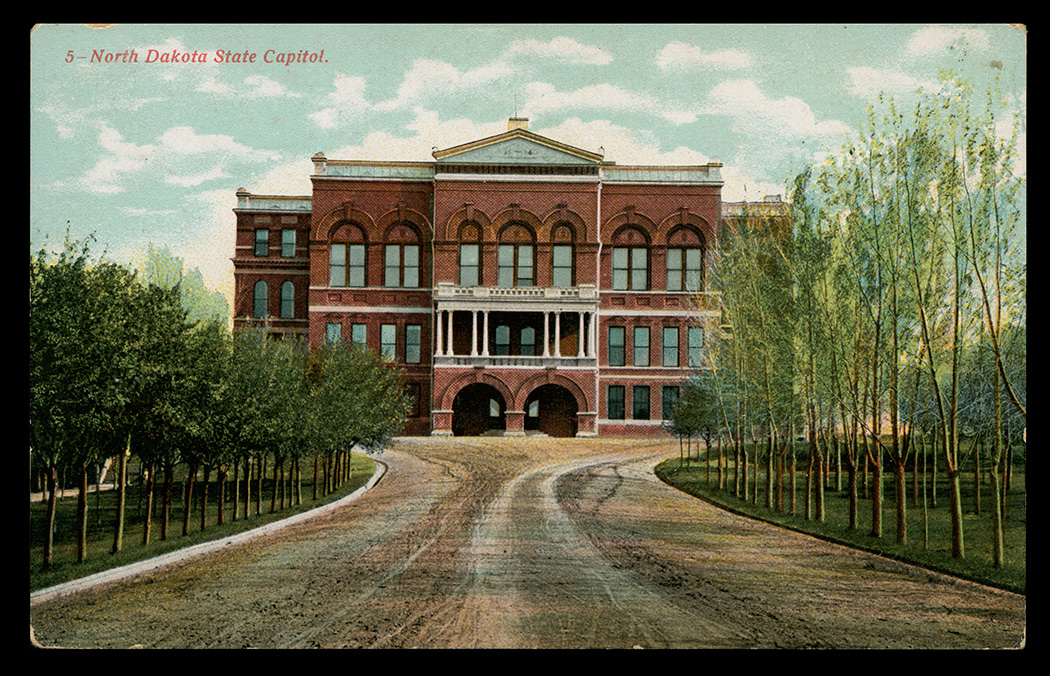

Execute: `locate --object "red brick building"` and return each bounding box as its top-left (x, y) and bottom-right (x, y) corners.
top-left (232, 118), bottom-right (728, 437)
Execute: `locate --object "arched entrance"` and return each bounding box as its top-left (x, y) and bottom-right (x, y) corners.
top-left (452, 383), bottom-right (506, 436)
top-left (524, 384), bottom-right (578, 437)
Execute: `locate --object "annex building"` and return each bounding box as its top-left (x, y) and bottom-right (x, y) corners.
top-left (232, 118), bottom-right (777, 438)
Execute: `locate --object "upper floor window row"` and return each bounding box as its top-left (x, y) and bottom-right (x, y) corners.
top-left (329, 243), bottom-right (421, 289)
top-left (610, 246), bottom-right (704, 292)
top-left (254, 228), bottom-right (299, 258)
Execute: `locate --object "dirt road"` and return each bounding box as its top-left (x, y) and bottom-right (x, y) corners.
top-left (29, 437), bottom-right (1026, 649)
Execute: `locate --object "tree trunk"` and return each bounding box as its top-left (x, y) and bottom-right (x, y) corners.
top-left (142, 465), bottom-right (154, 545)
top-left (112, 437), bottom-right (129, 554)
top-left (217, 466), bottom-right (226, 526)
top-left (183, 462), bottom-right (197, 537)
top-left (43, 465), bottom-right (58, 570)
top-left (200, 464), bottom-right (211, 531)
top-left (77, 460), bottom-right (89, 563)
top-left (161, 463), bottom-right (172, 541)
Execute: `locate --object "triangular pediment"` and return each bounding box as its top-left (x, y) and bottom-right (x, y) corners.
top-left (433, 128), bottom-right (603, 166)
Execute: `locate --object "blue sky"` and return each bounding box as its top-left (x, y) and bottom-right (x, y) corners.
top-left (30, 23), bottom-right (1026, 306)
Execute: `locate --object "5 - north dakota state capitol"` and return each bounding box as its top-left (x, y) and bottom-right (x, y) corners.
top-left (232, 118), bottom-right (786, 438)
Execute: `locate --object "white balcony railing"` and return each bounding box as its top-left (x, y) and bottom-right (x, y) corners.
top-left (434, 283), bottom-right (597, 303)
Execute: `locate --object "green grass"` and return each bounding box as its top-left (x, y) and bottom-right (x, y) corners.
top-left (656, 453), bottom-right (1026, 595)
top-left (29, 453), bottom-right (378, 593)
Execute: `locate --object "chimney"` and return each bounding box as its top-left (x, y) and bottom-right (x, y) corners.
top-left (508, 117), bottom-right (528, 131)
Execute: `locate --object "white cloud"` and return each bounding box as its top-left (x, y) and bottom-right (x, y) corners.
top-left (522, 81), bottom-right (696, 125)
top-left (374, 58), bottom-right (514, 112)
top-left (905, 25), bottom-right (990, 57)
top-left (706, 79), bottom-right (852, 140)
top-left (78, 124), bottom-right (278, 194)
top-left (504, 37), bottom-right (612, 65)
top-left (535, 117), bottom-right (713, 166)
top-left (846, 66), bottom-right (941, 100)
top-left (310, 73), bottom-right (370, 128)
top-left (656, 42), bottom-right (751, 71)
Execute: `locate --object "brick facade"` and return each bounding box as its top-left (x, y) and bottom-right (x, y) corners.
top-left (233, 119), bottom-right (740, 437)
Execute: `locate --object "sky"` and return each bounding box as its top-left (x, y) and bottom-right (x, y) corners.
top-left (30, 23), bottom-right (1027, 308)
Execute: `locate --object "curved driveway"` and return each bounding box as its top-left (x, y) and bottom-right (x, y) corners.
top-left (30, 437), bottom-right (1026, 649)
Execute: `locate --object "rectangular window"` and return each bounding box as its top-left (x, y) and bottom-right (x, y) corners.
top-left (326, 322), bottom-right (342, 344)
top-left (608, 326), bottom-right (625, 367)
top-left (668, 248), bottom-right (703, 291)
top-left (612, 247), bottom-right (647, 290)
top-left (385, 245), bottom-right (400, 287)
top-left (494, 325), bottom-right (510, 356)
top-left (348, 245), bottom-right (365, 287)
top-left (688, 326), bottom-right (704, 368)
top-left (662, 326), bottom-right (679, 367)
top-left (254, 229), bottom-right (269, 257)
top-left (281, 229), bottom-right (296, 257)
top-left (405, 324), bottom-right (421, 364)
top-left (330, 244), bottom-right (346, 286)
top-left (662, 386), bottom-right (680, 419)
top-left (520, 327), bottom-right (535, 356)
top-left (460, 244), bottom-right (479, 286)
top-left (608, 385), bottom-right (625, 420)
top-left (351, 323), bottom-right (367, 347)
top-left (498, 244), bottom-right (533, 287)
top-left (381, 324), bottom-right (397, 361)
top-left (633, 385), bottom-right (651, 420)
top-left (633, 326), bottom-right (650, 367)
top-left (552, 245), bottom-right (573, 287)
top-left (404, 244), bottom-right (419, 288)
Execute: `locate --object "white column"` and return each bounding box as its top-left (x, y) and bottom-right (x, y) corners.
top-left (554, 312), bottom-right (562, 358)
top-left (590, 311), bottom-right (598, 357)
top-left (482, 310), bottom-right (490, 357)
top-left (577, 311), bottom-right (585, 357)
top-left (435, 309), bottom-right (444, 356)
top-left (471, 310), bottom-right (478, 356)
top-left (447, 310), bottom-right (455, 356)
top-left (543, 311), bottom-right (551, 357)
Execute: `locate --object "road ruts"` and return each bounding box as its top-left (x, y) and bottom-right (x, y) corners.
top-left (29, 438), bottom-right (1026, 649)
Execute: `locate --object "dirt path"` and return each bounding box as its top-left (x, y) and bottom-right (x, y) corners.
top-left (29, 437), bottom-right (1026, 649)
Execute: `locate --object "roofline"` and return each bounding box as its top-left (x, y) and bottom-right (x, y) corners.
top-left (431, 127), bottom-right (605, 164)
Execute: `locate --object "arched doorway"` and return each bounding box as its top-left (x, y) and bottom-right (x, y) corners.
top-left (524, 384), bottom-right (578, 437)
top-left (452, 383), bottom-right (506, 436)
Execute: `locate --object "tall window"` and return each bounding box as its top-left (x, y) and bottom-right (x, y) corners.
top-left (552, 245), bottom-right (573, 287)
top-left (520, 327), bottom-right (536, 356)
top-left (325, 322), bottom-right (342, 344)
top-left (380, 324), bottom-right (397, 361)
top-left (330, 243), bottom-right (365, 287)
top-left (608, 326), bottom-right (625, 367)
top-left (612, 247), bottom-right (647, 290)
top-left (494, 325), bottom-right (511, 356)
top-left (405, 325), bottom-right (421, 364)
top-left (662, 386), bottom-right (680, 419)
top-left (633, 385), bottom-right (650, 420)
top-left (281, 229), bottom-right (296, 257)
top-left (254, 229), bottom-right (269, 257)
top-left (280, 281), bottom-right (295, 318)
top-left (252, 280), bottom-right (268, 318)
top-left (667, 248), bottom-right (703, 291)
top-left (385, 244), bottom-right (419, 288)
top-left (688, 327), bottom-right (705, 367)
top-left (460, 243), bottom-right (480, 286)
top-left (662, 327), bottom-right (679, 367)
top-left (350, 323), bottom-right (367, 347)
top-left (608, 385), bottom-right (625, 420)
top-left (498, 244), bottom-right (534, 287)
top-left (633, 327), bottom-right (650, 367)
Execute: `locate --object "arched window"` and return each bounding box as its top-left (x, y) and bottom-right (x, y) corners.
top-left (459, 222), bottom-right (482, 287)
top-left (551, 223), bottom-right (575, 287)
top-left (520, 327), bottom-right (536, 356)
top-left (611, 226), bottom-right (649, 291)
top-left (666, 225), bottom-right (705, 291)
top-left (253, 280), bottom-right (268, 318)
top-left (498, 222), bottom-right (535, 287)
top-left (280, 281), bottom-right (295, 318)
top-left (385, 222), bottom-right (421, 289)
top-left (494, 325), bottom-right (511, 355)
top-left (329, 222), bottom-right (366, 288)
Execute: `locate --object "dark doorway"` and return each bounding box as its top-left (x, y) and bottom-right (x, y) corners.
top-left (452, 383), bottom-right (506, 436)
top-left (524, 384), bottom-right (578, 437)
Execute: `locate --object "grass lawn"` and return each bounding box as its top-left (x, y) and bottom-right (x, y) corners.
top-left (656, 451), bottom-right (1025, 595)
top-left (29, 453), bottom-right (377, 593)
